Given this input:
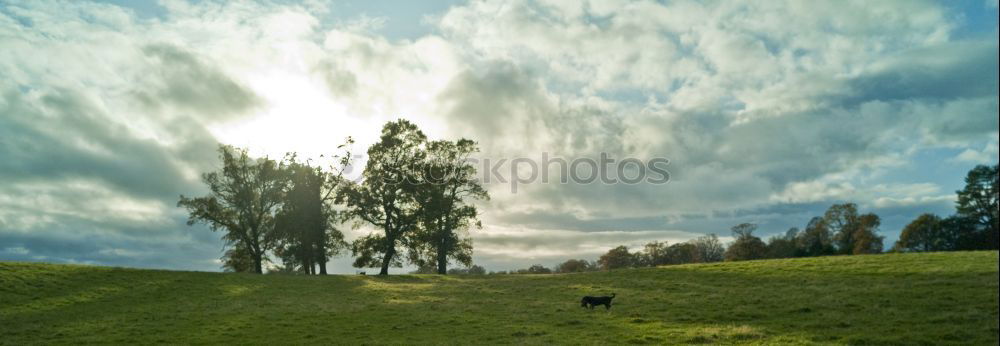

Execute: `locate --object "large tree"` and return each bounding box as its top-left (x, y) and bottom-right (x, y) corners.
top-left (598, 245), bottom-right (636, 270)
top-left (955, 164), bottom-right (999, 249)
top-left (725, 223), bottom-right (767, 261)
top-left (765, 228), bottom-right (799, 259)
top-left (275, 159), bottom-right (347, 275)
top-left (638, 241), bottom-right (670, 267)
top-left (339, 120), bottom-right (427, 275)
top-left (825, 203), bottom-right (883, 254)
top-left (852, 213), bottom-right (883, 254)
top-left (691, 234), bottom-right (725, 263)
top-left (895, 213), bottom-right (950, 252)
top-left (408, 139), bottom-right (489, 274)
top-left (942, 215), bottom-right (984, 250)
top-left (178, 145), bottom-right (288, 274)
top-left (665, 242), bottom-right (700, 265)
top-left (796, 217), bottom-right (834, 257)
top-left (555, 259), bottom-right (596, 273)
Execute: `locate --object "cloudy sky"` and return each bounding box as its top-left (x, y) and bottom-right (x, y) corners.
top-left (1, 0), bottom-right (997, 273)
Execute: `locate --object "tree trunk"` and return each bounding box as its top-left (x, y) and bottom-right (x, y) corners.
top-left (318, 246), bottom-right (328, 275)
top-left (253, 257), bottom-right (263, 274)
top-left (379, 242), bottom-right (395, 276)
top-left (317, 236), bottom-right (328, 275)
top-left (437, 238), bottom-right (448, 275)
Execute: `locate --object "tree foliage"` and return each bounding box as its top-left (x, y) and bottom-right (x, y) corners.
top-left (725, 223), bottom-right (767, 261)
top-left (955, 164), bottom-right (999, 249)
top-left (338, 120), bottom-right (428, 275)
top-left (765, 228), bottom-right (798, 259)
top-left (796, 217), bottom-right (835, 257)
top-left (178, 145), bottom-right (288, 274)
top-left (555, 259), bottom-right (597, 273)
top-left (274, 158), bottom-right (347, 275)
top-left (408, 139), bottom-right (489, 274)
top-left (691, 234), bottom-right (725, 263)
top-left (598, 245), bottom-right (635, 270)
top-left (895, 213), bottom-right (948, 252)
top-left (824, 203), bottom-right (883, 255)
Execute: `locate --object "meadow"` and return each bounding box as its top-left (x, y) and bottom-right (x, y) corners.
top-left (1, 251), bottom-right (997, 345)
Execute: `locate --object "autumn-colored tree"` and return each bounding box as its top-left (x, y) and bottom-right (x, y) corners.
top-left (895, 213), bottom-right (952, 252)
top-left (824, 203), bottom-right (883, 254)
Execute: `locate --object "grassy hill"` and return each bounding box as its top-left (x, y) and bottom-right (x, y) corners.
top-left (1, 252), bottom-right (997, 345)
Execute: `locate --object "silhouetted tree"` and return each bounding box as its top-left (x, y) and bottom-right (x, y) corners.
top-left (178, 145), bottom-right (288, 274)
top-left (725, 223), bottom-right (767, 261)
top-left (338, 120), bottom-right (427, 275)
top-left (598, 245), bottom-right (636, 270)
top-left (275, 158), bottom-right (347, 275)
top-left (955, 164), bottom-right (999, 249)
top-left (942, 215), bottom-right (984, 250)
top-left (408, 139), bottom-right (489, 274)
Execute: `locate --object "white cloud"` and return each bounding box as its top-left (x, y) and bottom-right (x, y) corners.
top-left (954, 141), bottom-right (1000, 163)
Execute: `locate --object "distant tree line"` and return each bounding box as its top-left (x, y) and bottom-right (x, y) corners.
top-left (497, 164), bottom-right (998, 274)
top-left (179, 120), bottom-right (488, 275)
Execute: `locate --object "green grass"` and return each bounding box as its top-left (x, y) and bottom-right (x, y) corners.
top-left (2, 252), bottom-right (998, 345)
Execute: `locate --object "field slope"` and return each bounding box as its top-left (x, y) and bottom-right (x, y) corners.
top-left (2, 252), bottom-right (998, 345)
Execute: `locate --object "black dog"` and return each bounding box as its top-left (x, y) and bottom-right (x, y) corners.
top-left (580, 293), bottom-right (616, 310)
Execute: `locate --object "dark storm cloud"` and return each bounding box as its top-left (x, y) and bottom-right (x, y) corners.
top-left (134, 44), bottom-right (262, 119)
top-left (0, 215), bottom-right (223, 271)
top-left (848, 41), bottom-right (999, 104)
top-left (0, 88), bottom-right (214, 200)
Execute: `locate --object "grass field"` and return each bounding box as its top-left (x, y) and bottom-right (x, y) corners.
top-left (1, 252), bottom-right (997, 345)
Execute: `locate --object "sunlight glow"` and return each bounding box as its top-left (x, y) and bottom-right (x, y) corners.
top-left (209, 52), bottom-right (376, 165)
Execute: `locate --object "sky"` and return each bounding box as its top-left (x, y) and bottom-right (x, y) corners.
top-left (1, 0), bottom-right (997, 273)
